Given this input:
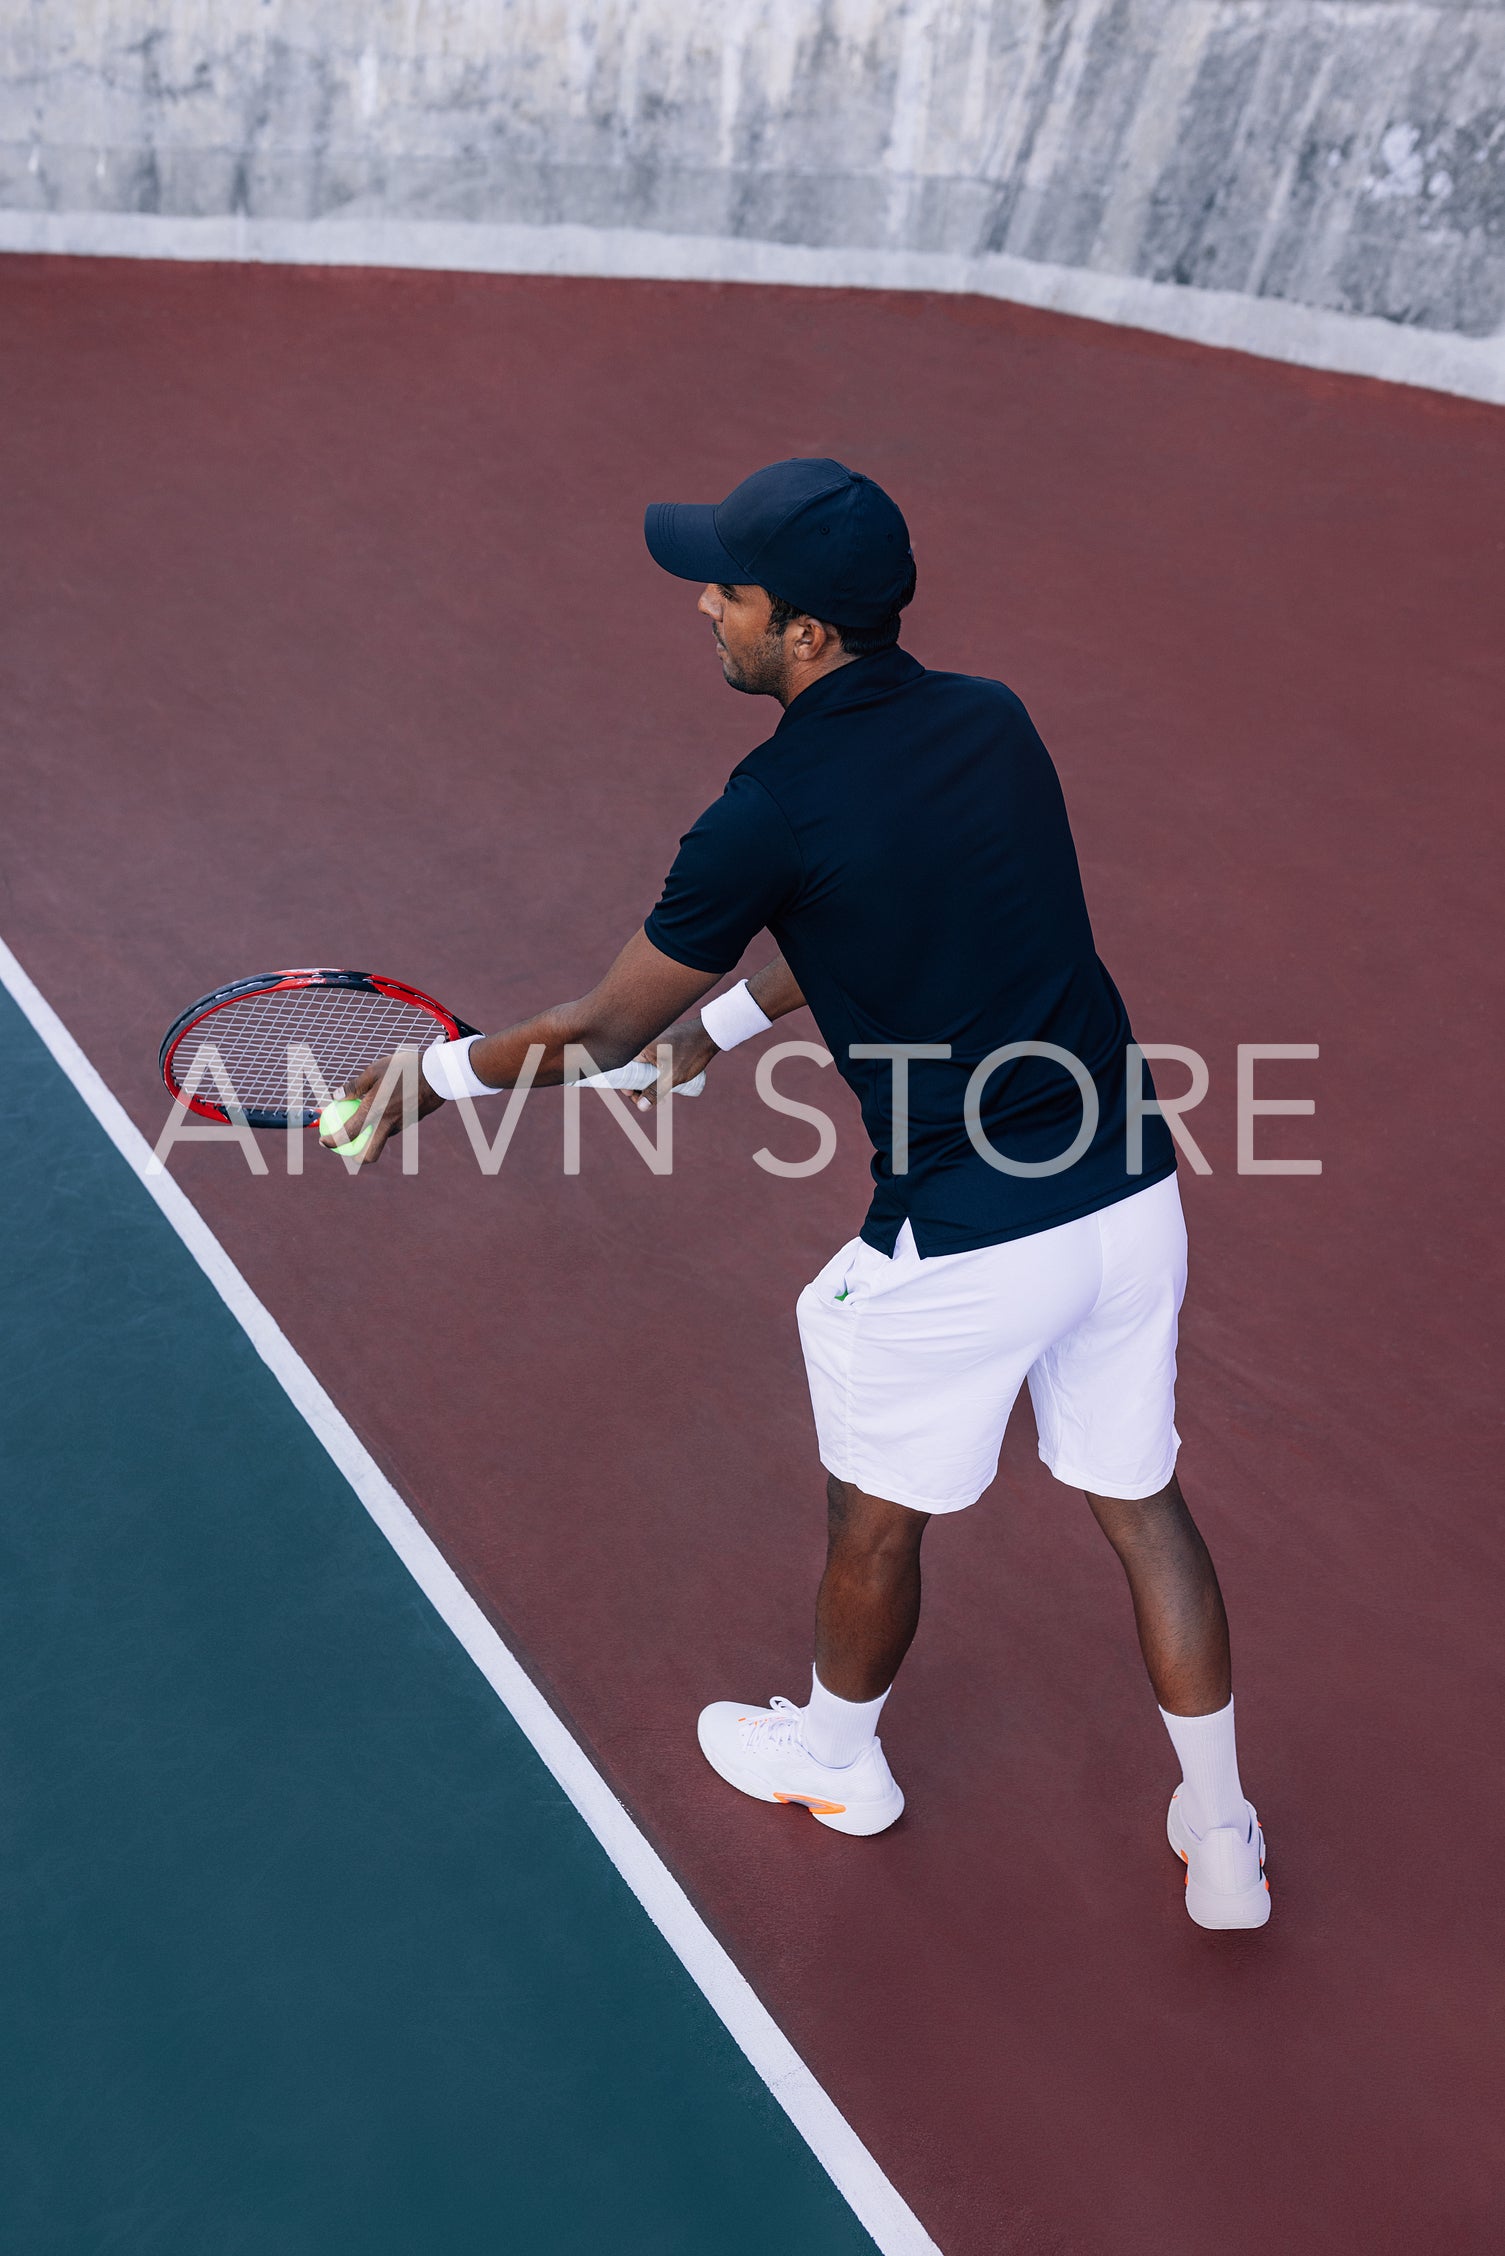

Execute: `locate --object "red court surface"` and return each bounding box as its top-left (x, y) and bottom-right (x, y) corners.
top-left (2, 254), bottom-right (1500, 2253)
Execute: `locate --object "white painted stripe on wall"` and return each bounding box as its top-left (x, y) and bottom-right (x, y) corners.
top-left (3, 207), bottom-right (1502, 407)
top-left (0, 931), bottom-right (944, 2256)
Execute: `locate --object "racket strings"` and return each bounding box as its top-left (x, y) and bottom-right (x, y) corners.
top-left (173, 990), bottom-right (444, 1115)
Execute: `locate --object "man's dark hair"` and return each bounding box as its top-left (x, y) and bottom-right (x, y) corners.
top-left (766, 560), bottom-right (917, 658)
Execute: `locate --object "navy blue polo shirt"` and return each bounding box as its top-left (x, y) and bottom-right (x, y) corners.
top-left (644, 647), bottom-right (1176, 1255)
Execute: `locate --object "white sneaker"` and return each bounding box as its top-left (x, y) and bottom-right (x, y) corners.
top-left (1168, 1787), bottom-right (1271, 1929)
top-left (697, 1695), bottom-right (904, 1837)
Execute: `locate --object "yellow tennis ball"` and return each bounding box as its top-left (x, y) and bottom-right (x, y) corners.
top-left (318, 1097), bottom-right (375, 1158)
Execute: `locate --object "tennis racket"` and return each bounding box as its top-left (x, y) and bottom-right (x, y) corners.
top-left (159, 967), bottom-right (703, 1127)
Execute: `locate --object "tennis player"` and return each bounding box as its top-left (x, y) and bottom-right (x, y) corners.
top-left (342, 458), bottom-right (1269, 1931)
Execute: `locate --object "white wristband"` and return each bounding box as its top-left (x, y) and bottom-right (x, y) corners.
top-left (700, 978), bottom-right (774, 1052)
top-left (421, 1035), bottom-right (494, 1102)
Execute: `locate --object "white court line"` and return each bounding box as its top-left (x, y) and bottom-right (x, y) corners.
top-left (0, 931), bottom-right (943, 2256)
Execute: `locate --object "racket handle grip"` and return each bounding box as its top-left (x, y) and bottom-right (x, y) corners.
top-left (579, 1061), bottom-right (706, 1097)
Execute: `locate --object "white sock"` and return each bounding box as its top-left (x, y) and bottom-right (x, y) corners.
top-left (803, 1668), bottom-right (889, 1770)
top-left (1159, 1698), bottom-right (1246, 1833)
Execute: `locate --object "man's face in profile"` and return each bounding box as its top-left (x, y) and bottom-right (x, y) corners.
top-left (698, 581), bottom-right (791, 697)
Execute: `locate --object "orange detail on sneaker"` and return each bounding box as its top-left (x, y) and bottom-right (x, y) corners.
top-left (697, 1696), bottom-right (905, 1835)
top-left (1166, 1788), bottom-right (1271, 1930)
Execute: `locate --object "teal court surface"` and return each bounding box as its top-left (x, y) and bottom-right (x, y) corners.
top-left (0, 975), bottom-right (897, 2256)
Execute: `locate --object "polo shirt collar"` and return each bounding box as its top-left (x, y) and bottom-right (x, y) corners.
top-left (775, 646), bottom-right (924, 730)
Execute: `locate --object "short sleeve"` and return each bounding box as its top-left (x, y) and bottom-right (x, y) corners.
top-left (644, 773), bottom-right (802, 976)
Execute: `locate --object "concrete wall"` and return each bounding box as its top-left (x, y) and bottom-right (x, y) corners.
top-left (4, 2), bottom-right (1502, 342)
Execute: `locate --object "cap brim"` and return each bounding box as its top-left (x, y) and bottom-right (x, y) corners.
top-left (643, 501), bottom-right (748, 585)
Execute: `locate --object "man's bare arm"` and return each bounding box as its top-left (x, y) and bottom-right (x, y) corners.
top-left (744, 953), bottom-right (805, 1022)
top-left (331, 929), bottom-right (718, 1161)
top-left (633, 950), bottom-right (806, 1103)
top-left (467, 928), bottom-right (719, 1089)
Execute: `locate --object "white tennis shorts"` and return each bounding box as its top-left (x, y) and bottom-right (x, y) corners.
top-left (796, 1173), bottom-right (1187, 1513)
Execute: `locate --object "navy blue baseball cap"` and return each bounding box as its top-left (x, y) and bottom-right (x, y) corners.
top-left (644, 458), bottom-right (914, 632)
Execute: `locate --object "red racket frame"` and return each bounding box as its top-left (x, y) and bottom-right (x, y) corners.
top-left (158, 968), bottom-right (478, 1126)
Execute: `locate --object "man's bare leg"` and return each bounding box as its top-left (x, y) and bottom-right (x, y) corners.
top-left (695, 1472), bottom-right (915, 1831)
top-left (813, 1475), bottom-right (930, 1702)
top-left (1085, 1473), bottom-right (1231, 1714)
top-left (812, 1471), bottom-right (1228, 1715)
top-left (1088, 1474), bottom-right (1266, 1927)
